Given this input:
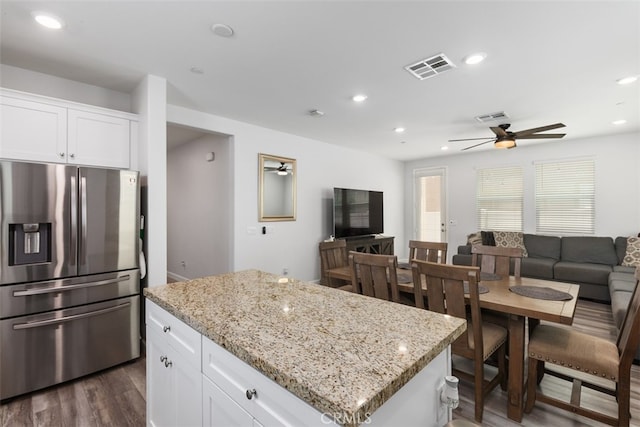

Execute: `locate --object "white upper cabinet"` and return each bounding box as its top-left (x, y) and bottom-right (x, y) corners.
top-left (0, 96), bottom-right (68, 163)
top-left (67, 109), bottom-right (130, 168)
top-left (0, 88), bottom-right (137, 169)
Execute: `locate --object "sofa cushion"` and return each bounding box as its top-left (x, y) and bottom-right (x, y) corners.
top-left (560, 236), bottom-right (618, 266)
top-left (554, 261), bottom-right (612, 285)
top-left (493, 231), bottom-right (528, 257)
top-left (615, 236), bottom-right (628, 265)
top-left (622, 236), bottom-right (640, 267)
top-left (521, 257), bottom-right (556, 280)
top-left (609, 279), bottom-right (637, 293)
top-left (609, 271), bottom-right (637, 285)
top-left (524, 234), bottom-right (561, 260)
top-left (614, 265), bottom-right (637, 274)
top-left (611, 291), bottom-right (633, 329)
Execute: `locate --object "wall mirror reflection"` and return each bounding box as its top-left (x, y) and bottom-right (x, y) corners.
top-left (258, 153), bottom-right (296, 221)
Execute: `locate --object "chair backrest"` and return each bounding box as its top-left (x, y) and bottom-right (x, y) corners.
top-left (349, 251), bottom-right (400, 303)
top-left (408, 240), bottom-right (448, 263)
top-left (319, 240), bottom-right (348, 271)
top-left (617, 267), bottom-right (640, 371)
top-left (471, 244), bottom-right (523, 278)
top-left (411, 260), bottom-right (482, 359)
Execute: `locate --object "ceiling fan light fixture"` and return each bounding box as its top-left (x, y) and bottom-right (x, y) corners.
top-left (494, 136), bottom-right (516, 149)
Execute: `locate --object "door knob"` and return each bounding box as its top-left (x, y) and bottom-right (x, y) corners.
top-left (163, 325), bottom-right (171, 333)
top-left (246, 389), bottom-right (257, 400)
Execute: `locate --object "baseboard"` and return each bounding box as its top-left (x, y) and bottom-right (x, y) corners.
top-left (167, 271), bottom-right (189, 283)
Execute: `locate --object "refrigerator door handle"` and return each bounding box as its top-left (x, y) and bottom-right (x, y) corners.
top-left (79, 175), bottom-right (88, 267)
top-left (13, 275), bottom-right (131, 297)
top-left (70, 174), bottom-right (78, 268)
top-left (12, 301), bottom-right (131, 330)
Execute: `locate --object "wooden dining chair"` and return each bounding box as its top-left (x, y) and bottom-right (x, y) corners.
top-left (525, 267), bottom-right (640, 426)
top-left (411, 260), bottom-right (507, 423)
top-left (471, 244), bottom-right (523, 278)
top-left (319, 240), bottom-right (351, 290)
top-left (471, 244), bottom-right (525, 332)
top-left (408, 240), bottom-right (448, 263)
top-left (349, 251), bottom-right (409, 305)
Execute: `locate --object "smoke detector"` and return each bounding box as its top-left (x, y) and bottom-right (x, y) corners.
top-left (404, 53), bottom-right (456, 80)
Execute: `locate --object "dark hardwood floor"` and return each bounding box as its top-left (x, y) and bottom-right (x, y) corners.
top-left (1, 299), bottom-right (638, 426)
top-left (0, 356), bottom-right (146, 427)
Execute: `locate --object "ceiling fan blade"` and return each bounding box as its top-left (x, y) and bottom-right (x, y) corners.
top-left (516, 133), bottom-right (566, 139)
top-left (513, 123), bottom-right (565, 137)
top-left (462, 139), bottom-right (493, 151)
top-left (448, 137), bottom-right (494, 142)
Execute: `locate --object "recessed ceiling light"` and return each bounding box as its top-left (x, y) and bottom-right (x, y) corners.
top-left (308, 109), bottom-right (324, 117)
top-left (190, 67), bottom-right (204, 74)
top-left (441, 146), bottom-right (449, 151)
top-left (211, 23), bottom-right (234, 37)
top-left (463, 52), bottom-right (486, 65)
top-left (617, 76), bottom-right (638, 85)
top-left (352, 94), bottom-right (367, 103)
top-left (613, 119), bottom-right (627, 125)
top-left (32, 11), bottom-right (64, 29)
top-left (394, 127), bottom-right (405, 133)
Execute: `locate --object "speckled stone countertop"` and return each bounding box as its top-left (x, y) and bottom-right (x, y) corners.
top-left (144, 269), bottom-right (466, 424)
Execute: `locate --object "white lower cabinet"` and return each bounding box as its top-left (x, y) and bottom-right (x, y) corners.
top-left (203, 376), bottom-right (259, 427)
top-left (146, 302), bottom-right (202, 427)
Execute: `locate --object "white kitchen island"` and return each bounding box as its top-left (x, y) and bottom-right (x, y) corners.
top-left (144, 270), bottom-right (466, 427)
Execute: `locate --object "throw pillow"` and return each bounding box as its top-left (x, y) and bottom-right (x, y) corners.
top-left (493, 231), bottom-right (528, 257)
top-left (622, 236), bottom-right (640, 267)
top-left (481, 231), bottom-right (496, 246)
top-left (467, 232), bottom-right (482, 246)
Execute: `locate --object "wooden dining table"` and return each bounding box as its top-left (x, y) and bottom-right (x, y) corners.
top-left (326, 264), bottom-right (580, 422)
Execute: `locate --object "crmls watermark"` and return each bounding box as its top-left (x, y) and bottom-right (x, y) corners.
top-left (321, 412), bottom-right (372, 425)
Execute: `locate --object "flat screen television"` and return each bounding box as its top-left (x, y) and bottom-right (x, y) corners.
top-left (333, 187), bottom-right (383, 239)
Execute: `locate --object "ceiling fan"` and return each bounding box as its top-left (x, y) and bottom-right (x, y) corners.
top-left (449, 123), bottom-right (566, 151)
top-left (265, 162), bottom-right (292, 175)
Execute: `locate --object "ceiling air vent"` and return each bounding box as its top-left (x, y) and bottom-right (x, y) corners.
top-left (475, 111), bottom-right (510, 123)
top-left (404, 53), bottom-right (456, 80)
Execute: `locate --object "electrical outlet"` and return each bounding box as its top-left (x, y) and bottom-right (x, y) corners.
top-left (180, 260), bottom-right (186, 269)
top-left (282, 268), bottom-right (289, 276)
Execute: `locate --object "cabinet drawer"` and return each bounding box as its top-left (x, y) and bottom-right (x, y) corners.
top-left (146, 299), bottom-right (201, 368)
top-left (202, 336), bottom-right (325, 426)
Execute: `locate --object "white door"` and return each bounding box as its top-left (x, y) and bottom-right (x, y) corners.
top-left (413, 167), bottom-right (447, 242)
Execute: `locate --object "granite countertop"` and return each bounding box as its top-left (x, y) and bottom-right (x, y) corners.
top-left (144, 269), bottom-right (466, 424)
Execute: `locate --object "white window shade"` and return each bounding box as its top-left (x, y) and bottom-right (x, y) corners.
top-left (476, 166), bottom-right (523, 231)
top-left (535, 159), bottom-right (595, 234)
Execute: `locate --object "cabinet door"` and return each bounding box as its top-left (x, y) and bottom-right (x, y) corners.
top-left (147, 328), bottom-right (202, 427)
top-left (68, 109), bottom-right (130, 168)
top-left (203, 376), bottom-right (254, 427)
top-left (0, 96), bottom-right (67, 163)
top-left (147, 329), bottom-right (174, 427)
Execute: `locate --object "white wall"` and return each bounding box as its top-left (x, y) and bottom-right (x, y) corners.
top-left (0, 64), bottom-right (131, 111)
top-left (404, 132), bottom-right (640, 259)
top-left (167, 104), bottom-right (405, 281)
top-left (167, 133), bottom-right (231, 280)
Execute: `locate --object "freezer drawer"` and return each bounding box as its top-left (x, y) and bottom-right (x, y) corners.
top-left (0, 269), bottom-right (140, 318)
top-left (0, 295), bottom-right (140, 400)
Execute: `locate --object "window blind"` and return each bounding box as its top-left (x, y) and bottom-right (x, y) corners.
top-left (535, 159), bottom-right (595, 234)
top-left (476, 166), bottom-right (523, 231)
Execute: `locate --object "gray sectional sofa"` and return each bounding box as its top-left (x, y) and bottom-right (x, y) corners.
top-left (453, 234), bottom-right (630, 302)
top-left (453, 233), bottom-right (639, 359)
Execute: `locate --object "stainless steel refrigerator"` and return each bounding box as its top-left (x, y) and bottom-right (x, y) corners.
top-left (0, 160), bottom-right (140, 400)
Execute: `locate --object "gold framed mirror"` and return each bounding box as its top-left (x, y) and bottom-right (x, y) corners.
top-left (258, 153), bottom-right (296, 221)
